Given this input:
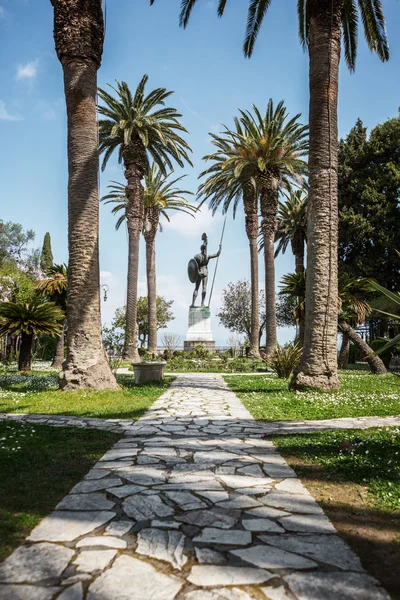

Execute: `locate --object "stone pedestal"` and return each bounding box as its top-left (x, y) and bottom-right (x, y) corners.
top-left (131, 362), bottom-right (166, 384)
top-left (184, 306), bottom-right (215, 353)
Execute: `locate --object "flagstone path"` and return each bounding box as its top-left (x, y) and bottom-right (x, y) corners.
top-left (0, 374), bottom-right (392, 600)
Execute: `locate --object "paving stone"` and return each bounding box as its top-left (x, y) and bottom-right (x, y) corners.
top-left (84, 470), bottom-right (110, 480)
top-left (86, 555), bottom-right (184, 600)
top-left (156, 480), bottom-right (224, 491)
top-left (106, 484), bottom-right (145, 498)
top-left (76, 536), bottom-right (127, 549)
top-left (230, 545), bottom-right (317, 570)
top-left (193, 451), bottom-right (240, 463)
top-left (284, 572), bottom-right (391, 600)
top-left (279, 513), bottom-right (336, 534)
top-left (70, 477), bottom-right (122, 494)
top-left (260, 491), bottom-right (324, 514)
top-left (56, 493), bottom-right (115, 511)
top-left (74, 549), bottom-right (117, 573)
top-left (123, 494), bottom-right (174, 520)
top-left (242, 519), bottom-right (285, 533)
top-left (187, 565), bottom-right (274, 587)
top-left (260, 583), bottom-right (292, 600)
top-left (117, 466), bottom-right (167, 486)
top-left (104, 521), bottom-right (133, 537)
top-left (245, 506), bottom-right (290, 519)
top-left (219, 475), bottom-right (273, 489)
top-left (197, 490), bottom-right (230, 503)
top-left (176, 509), bottom-right (238, 529)
top-left (0, 543), bottom-right (74, 583)
top-left (165, 491), bottom-right (207, 511)
top-left (193, 528), bottom-right (251, 546)
top-left (151, 520), bottom-right (181, 529)
top-left (28, 511), bottom-right (115, 542)
top-left (274, 478), bottom-right (311, 496)
top-left (236, 464), bottom-right (265, 477)
top-left (0, 584), bottom-right (60, 599)
top-left (258, 534), bottom-right (363, 571)
top-left (183, 587), bottom-right (256, 600)
top-left (136, 528), bottom-right (187, 569)
top-left (57, 582), bottom-right (83, 600)
top-left (217, 494), bottom-right (263, 509)
top-left (195, 547), bottom-right (227, 565)
top-left (100, 448), bottom-right (139, 460)
top-left (61, 574), bottom-right (91, 586)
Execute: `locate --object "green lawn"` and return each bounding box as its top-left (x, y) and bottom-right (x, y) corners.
top-left (0, 420), bottom-right (120, 560)
top-left (225, 371), bottom-right (400, 421)
top-left (0, 372), bottom-right (172, 419)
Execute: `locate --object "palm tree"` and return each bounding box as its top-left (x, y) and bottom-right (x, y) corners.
top-left (98, 76), bottom-right (192, 361)
top-left (275, 188), bottom-right (307, 275)
top-left (231, 102), bottom-right (308, 357)
top-left (166, 0), bottom-right (389, 390)
top-left (36, 264), bottom-right (68, 369)
top-left (198, 126), bottom-right (261, 358)
top-left (50, 0), bottom-right (118, 390)
top-left (280, 272), bottom-right (386, 375)
top-left (0, 300), bottom-right (64, 371)
top-left (102, 166), bottom-right (195, 355)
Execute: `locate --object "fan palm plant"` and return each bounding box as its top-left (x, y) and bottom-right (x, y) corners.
top-left (163, 0), bottom-right (389, 390)
top-left (50, 0), bottom-right (117, 390)
top-left (98, 76), bottom-right (192, 361)
top-left (198, 126), bottom-right (261, 358)
top-left (234, 102), bottom-right (308, 356)
top-left (102, 166), bottom-right (196, 355)
top-left (280, 272), bottom-right (386, 375)
top-left (36, 264), bottom-right (68, 369)
top-left (0, 300), bottom-right (64, 371)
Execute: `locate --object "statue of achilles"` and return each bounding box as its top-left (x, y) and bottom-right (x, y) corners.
top-left (187, 233), bottom-right (221, 307)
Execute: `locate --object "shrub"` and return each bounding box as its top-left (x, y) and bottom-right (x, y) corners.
top-left (267, 343), bottom-right (302, 379)
top-left (370, 338), bottom-right (400, 368)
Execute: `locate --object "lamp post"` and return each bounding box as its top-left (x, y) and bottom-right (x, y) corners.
top-left (101, 284), bottom-right (109, 302)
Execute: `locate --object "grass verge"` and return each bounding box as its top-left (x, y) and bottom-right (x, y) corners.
top-left (226, 371), bottom-right (400, 420)
top-left (0, 421), bottom-right (120, 561)
top-left (0, 372), bottom-right (173, 420)
top-left (272, 427), bottom-right (400, 600)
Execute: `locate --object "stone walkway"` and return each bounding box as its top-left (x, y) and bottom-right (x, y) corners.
top-left (0, 374), bottom-right (391, 600)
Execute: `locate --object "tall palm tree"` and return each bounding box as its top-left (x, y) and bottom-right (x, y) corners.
top-left (0, 300), bottom-right (64, 371)
top-left (50, 0), bottom-right (118, 390)
top-left (280, 272), bottom-right (386, 375)
top-left (102, 167), bottom-right (196, 355)
top-left (231, 102), bottom-right (308, 357)
top-left (275, 188), bottom-right (308, 275)
top-left (36, 264), bottom-right (68, 369)
top-left (98, 76), bottom-right (192, 361)
top-left (198, 127), bottom-right (261, 358)
top-left (164, 0), bottom-right (389, 390)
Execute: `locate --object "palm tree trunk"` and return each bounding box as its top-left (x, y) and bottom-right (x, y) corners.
top-left (123, 163), bottom-right (144, 362)
top-left (340, 321), bottom-right (386, 374)
top-left (291, 4), bottom-right (342, 391)
top-left (52, 326), bottom-right (65, 369)
top-left (145, 229), bottom-right (158, 355)
top-left (260, 188), bottom-right (278, 358)
top-left (52, 0), bottom-right (118, 390)
top-left (338, 331), bottom-right (350, 369)
top-left (243, 186), bottom-right (260, 359)
top-left (292, 234), bottom-right (305, 346)
top-left (19, 333), bottom-right (33, 372)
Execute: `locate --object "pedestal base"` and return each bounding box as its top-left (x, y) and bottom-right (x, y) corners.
top-left (185, 306), bottom-right (215, 353)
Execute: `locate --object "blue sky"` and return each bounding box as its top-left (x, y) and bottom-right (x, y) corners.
top-left (0, 0), bottom-right (399, 346)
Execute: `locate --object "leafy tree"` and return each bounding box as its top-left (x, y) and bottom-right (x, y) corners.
top-left (339, 115), bottom-right (400, 290)
top-left (167, 0), bottom-right (389, 392)
top-left (0, 220), bottom-right (35, 267)
top-left (102, 166), bottom-right (194, 354)
top-left (217, 281), bottom-right (266, 344)
top-left (0, 300), bottom-right (64, 371)
top-left (36, 264), bottom-right (68, 368)
top-left (50, 0), bottom-right (117, 391)
top-left (112, 296), bottom-right (174, 349)
top-left (98, 75), bottom-right (192, 361)
top-left (0, 263), bottom-right (37, 304)
top-left (40, 233), bottom-right (54, 274)
top-left (276, 294), bottom-right (297, 329)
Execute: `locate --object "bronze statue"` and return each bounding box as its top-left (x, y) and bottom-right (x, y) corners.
top-left (188, 233), bottom-right (221, 307)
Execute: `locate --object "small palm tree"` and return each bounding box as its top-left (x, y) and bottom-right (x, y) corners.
top-left (275, 188), bottom-right (307, 275)
top-left (98, 75), bottom-right (192, 361)
top-left (0, 300), bottom-right (65, 371)
top-left (102, 166), bottom-right (196, 354)
top-left (36, 264), bottom-right (68, 369)
top-left (198, 125), bottom-right (261, 358)
top-left (218, 101), bottom-right (308, 356)
top-left (280, 272), bottom-right (386, 375)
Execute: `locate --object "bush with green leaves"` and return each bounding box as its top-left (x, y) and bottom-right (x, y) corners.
top-left (267, 343), bottom-right (302, 379)
top-left (370, 338), bottom-right (400, 368)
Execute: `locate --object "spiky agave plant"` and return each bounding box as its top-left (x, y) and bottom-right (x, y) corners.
top-left (0, 300), bottom-right (65, 371)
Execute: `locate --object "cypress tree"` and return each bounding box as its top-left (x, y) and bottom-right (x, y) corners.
top-left (40, 232), bottom-right (54, 274)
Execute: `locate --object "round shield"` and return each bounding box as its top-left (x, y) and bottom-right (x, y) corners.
top-left (188, 258), bottom-right (199, 283)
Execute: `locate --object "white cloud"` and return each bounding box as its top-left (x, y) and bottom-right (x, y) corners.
top-left (165, 206), bottom-right (223, 238)
top-left (100, 271), bottom-right (113, 280)
top-left (0, 100), bottom-right (22, 121)
top-left (16, 59), bottom-right (39, 81)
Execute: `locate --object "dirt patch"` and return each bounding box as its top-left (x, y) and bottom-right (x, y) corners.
top-left (278, 455), bottom-right (400, 600)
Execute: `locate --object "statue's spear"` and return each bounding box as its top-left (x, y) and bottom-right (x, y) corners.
top-left (208, 215), bottom-right (227, 308)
